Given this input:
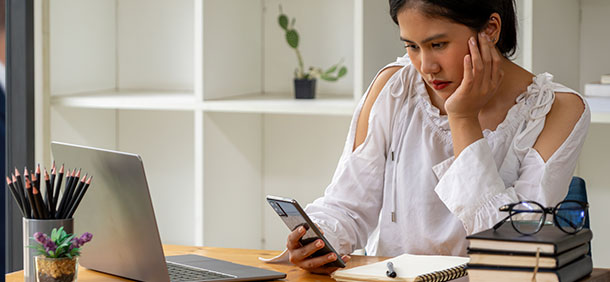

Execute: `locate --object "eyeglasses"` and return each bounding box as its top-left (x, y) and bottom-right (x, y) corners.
top-left (493, 200), bottom-right (588, 235)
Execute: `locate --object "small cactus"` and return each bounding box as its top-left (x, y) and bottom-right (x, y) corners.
top-left (278, 5), bottom-right (347, 81)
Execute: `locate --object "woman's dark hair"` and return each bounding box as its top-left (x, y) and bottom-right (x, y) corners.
top-left (389, 0), bottom-right (517, 58)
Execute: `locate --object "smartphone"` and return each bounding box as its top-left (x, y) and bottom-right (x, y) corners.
top-left (266, 195), bottom-right (346, 268)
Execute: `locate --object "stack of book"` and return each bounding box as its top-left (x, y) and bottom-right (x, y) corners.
top-left (584, 74), bottom-right (610, 97)
top-left (466, 224), bottom-right (593, 282)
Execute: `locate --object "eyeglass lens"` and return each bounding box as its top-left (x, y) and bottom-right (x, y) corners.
top-left (510, 201), bottom-right (545, 234)
top-left (554, 201), bottom-right (586, 233)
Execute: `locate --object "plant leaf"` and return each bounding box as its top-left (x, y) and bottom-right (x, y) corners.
top-left (286, 30), bottom-right (299, 49)
top-left (320, 74), bottom-right (338, 82)
top-left (324, 65), bottom-right (338, 75)
top-left (337, 66), bottom-right (347, 77)
top-left (278, 14), bottom-right (288, 30)
top-left (51, 228), bottom-right (59, 242)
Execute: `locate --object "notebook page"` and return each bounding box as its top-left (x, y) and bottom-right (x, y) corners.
top-left (332, 254), bottom-right (469, 282)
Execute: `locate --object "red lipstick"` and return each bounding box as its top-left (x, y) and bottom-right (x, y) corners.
top-left (430, 80), bottom-right (451, 90)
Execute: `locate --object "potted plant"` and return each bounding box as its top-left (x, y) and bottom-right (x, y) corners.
top-left (30, 227), bottom-right (92, 282)
top-left (278, 5), bottom-right (348, 99)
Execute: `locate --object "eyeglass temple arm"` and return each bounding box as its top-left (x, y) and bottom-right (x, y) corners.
top-left (493, 214), bottom-right (511, 230)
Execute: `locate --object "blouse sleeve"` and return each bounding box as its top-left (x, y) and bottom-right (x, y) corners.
top-left (304, 67), bottom-right (405, 255)
top-left (432, 86), bottom-right (591, 235)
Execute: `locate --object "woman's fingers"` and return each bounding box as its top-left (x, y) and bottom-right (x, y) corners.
top-left (297, 252), bottom-right (339, 271)
top-left (294, 239), bottom-right (326, 259)
top-left (478, 33), bottom-right (492, 86)
top-left (468, 36), bottom-right (483, 90)
top-left (287, 226), bottom-right (305, 250)
top-left (462, 54), bottom-right (473, 90)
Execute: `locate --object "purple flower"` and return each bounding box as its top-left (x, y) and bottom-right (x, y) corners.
top-left (34, 232), bottom-right (48, 245)
top-left (44, 240), bottom-right (57, 253)
top-left (80, 232), bottom-right (93, 244)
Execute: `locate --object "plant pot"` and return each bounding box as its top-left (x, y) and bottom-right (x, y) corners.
top-left (35, 256), bottom-right (78, 282)
top-left (294, 78), bottom-right (316, 99)
top-left (24, 218), bottom-right (74, 282)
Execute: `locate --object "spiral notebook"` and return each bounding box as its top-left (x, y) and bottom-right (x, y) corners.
top-left (332, 253), bottom-right (469, 282)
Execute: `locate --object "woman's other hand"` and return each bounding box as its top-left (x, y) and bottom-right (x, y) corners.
top-left (286, 225), bottom-right (351, 274)
top-left (445, 32), bottom-right (504, 119)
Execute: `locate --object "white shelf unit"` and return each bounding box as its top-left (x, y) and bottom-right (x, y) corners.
top-left (36, 0), bottom-right (404, 250)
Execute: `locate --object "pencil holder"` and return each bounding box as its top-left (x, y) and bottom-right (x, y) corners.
top-left (23, 218), bottom-right (74, 282)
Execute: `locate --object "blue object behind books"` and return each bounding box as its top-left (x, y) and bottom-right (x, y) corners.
top-left (562, 176), bottom-right (591, 256)
top-left (564, 177), bottom-right (590, 229)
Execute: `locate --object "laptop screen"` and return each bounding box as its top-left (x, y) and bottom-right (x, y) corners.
top-left (52, 142), bottom-right (171, 281)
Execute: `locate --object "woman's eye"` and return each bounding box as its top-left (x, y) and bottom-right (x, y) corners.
top-left (405, 44), bottom-right (419, 50)
top-left (431, 42), bottom-right (446, 49)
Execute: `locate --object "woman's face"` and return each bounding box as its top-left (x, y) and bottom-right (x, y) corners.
top-left (397, 8), bottom-right (477, 100)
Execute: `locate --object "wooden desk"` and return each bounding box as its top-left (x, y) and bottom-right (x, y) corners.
top-left (6, 245), bottom-right (610, 281)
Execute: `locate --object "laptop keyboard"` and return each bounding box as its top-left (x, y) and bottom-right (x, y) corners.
top-left (167, 261), bottom-right (235, 281)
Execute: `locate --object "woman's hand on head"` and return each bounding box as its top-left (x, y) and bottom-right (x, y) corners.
top-left (445, 32), bottom-right (504, 119)
top-left (286, 225), bottom-right (351, 275)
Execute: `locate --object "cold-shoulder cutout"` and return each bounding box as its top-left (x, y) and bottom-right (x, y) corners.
top-left (352, 66), bottom-right (402, 151)
top-left (533, 92), bottom-right (586, 162)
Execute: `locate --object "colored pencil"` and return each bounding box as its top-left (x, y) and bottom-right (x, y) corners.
top-left (60, 169), bottom-right (81, 218)
top-left (31, 168), bottom-right (49, 218)
top-left (56, 169), bottom-right (73, 218)
top-left (32, 186), bottom-right (48, 219)
top-left (67, 176), bottom-right (92, 218)
top-left (44, 169), bottom-right (54, 219)
top-left (6, 177), bottom-right (26, 216)
top-left (53, 164), bottom-right (64, 212)
top-left (35, 164), bottom-right (41, 195)
top-left (64, 175), bottom-right (85, 218)
top-left (14, 168), bottom-right (31, 218)
top-left (25, 176), bottom-right (40, 219)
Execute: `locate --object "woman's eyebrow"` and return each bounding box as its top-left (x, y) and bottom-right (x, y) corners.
top-left (400, 33), bottom-right (448, 44)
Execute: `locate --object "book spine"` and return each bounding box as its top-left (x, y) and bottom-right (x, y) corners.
top-left (557, 256), bottom-right (592, 282)
top-left (556, 230), bottom-right (593, 254)
top-left (415, 264), bottom-right (467, 282)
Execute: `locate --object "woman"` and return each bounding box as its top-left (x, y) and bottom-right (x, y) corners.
top-left (286, 0), bottom-right (589, 274)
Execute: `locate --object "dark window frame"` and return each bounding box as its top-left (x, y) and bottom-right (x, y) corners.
top-left (4, 0), bottom-right (35, 274)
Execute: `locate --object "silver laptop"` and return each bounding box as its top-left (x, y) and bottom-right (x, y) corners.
top-left (51, 142), bottom-right (286, 282)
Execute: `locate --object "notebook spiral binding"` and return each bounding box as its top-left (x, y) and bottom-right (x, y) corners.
top-left (415, 263), bottom-right (467, 282)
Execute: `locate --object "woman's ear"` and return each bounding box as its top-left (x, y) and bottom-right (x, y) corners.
top-left (485, 12), bottom-right (502, 44)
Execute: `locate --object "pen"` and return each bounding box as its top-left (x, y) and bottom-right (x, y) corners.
top-left (386, 261), bottom-right (397, 278)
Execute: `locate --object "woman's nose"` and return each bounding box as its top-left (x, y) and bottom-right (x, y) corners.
top-left (420, 52), bottom-right (440, 74)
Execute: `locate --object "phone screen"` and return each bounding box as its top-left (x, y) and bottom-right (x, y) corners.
top-left (267, 196), bottom-right (345, 268)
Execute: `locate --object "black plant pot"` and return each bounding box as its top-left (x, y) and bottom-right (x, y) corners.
top-left (294, 78), bottom-right (316, 99)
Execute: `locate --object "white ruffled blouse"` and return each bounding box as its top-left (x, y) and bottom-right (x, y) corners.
top-left (304, 55), bottom-right (591, 257)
